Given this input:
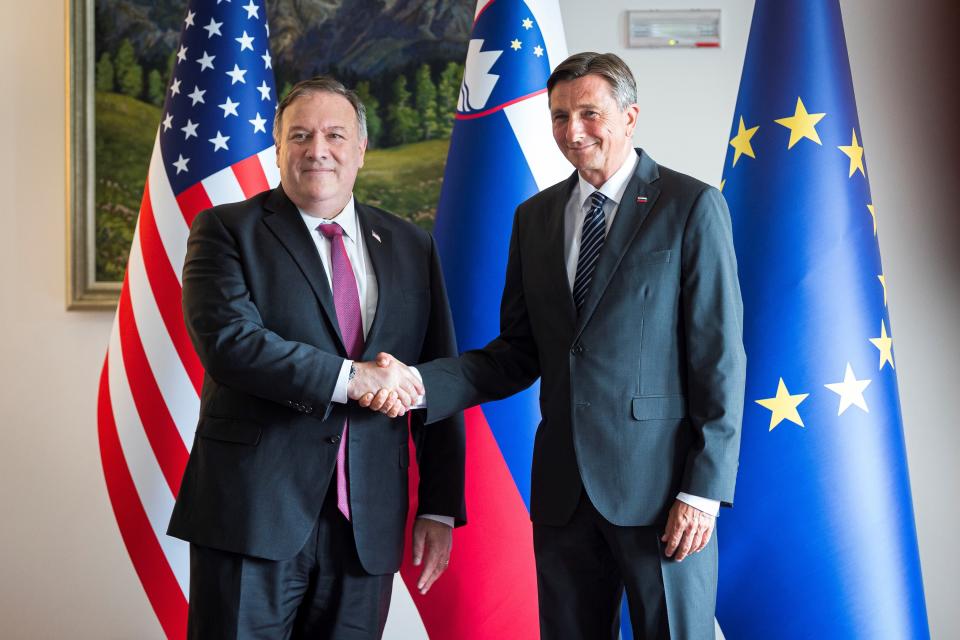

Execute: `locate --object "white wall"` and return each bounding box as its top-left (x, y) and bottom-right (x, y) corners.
top-left (0, 0), bottom-right (955, 637)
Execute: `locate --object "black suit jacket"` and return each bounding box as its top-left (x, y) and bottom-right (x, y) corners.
top-left (168, 186), bottom-right (466, 574)
top-left (419, 149), bottom-right (745, 528)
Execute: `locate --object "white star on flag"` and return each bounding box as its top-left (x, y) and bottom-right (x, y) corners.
top-left (184, 10), bottom-right (195, 28)
top-left (161, 113), bottom-right (173, 131)
top-left (522, 18), bottom-right (533, 29)
top-left (172, 154), bottom-right (190, 174)
top-left (188, 85), bottom-right (206, 105)
top-left (197, 51), bottom-right (216, 71)
top-left (203, 17), bottom-right (223, 38)
top-left (219, 96), bottom-right (240, 117)
top-left (235, 31), bottom-right (255, 52)
top-left (170, 77), bottom-right (182, 95)
top-left (226, 64), bottom-right (247, 84)
top-left (181, 119), bottom-right (199, 139)
top-left (208, 131), bottom-right (231, 151)
top-left (261, 51), bottom-right (272, 69)
top-left (243, 0), bottom-right (260, 19)
top-left (533, 45), bottom-right (544, 57)
top-left (510, 39), bottom-right (522, 51)
top-left (257, 80), bottom-right (271, 101)
top-left (176, 45), bottom-right (188, 63)
top-left (249, 112), bottom-right (268, 133)
top-left (824, 363), bottom-right (871, 415)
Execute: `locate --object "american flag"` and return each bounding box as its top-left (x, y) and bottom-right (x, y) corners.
top-left (95, 1), bottom-right (278, 636)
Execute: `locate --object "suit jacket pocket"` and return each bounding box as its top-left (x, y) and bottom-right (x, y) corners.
top-left (631, 395), bottom-right (687, 421)
top-left (197, 416), bottom-right (263, 445)
top-left (622, 249), bottom-right (672, 270)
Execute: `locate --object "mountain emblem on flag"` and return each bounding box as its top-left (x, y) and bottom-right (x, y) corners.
top-left (459, 39), bottom-right (503, 112)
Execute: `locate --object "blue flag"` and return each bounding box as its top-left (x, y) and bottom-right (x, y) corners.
top-left (717, 2), bottom-right (929, 638)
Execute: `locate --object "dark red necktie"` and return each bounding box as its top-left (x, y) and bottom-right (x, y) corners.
top-left (318, 222), bottom-right (364, 520)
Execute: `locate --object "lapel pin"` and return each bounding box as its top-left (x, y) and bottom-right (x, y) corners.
top-left (371, 230), bottom-right (382, 244)
top-left (636, 196), bottom-right (648, 204)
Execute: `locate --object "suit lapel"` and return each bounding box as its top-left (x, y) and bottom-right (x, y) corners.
top-left (545, 174), bottom-right (579, 331)
top-left (355, 204), bottom-right (394, 360)
top-left (262, 187), bottom-right (346, 353)
top-left (575, 150), bottom-right (661, 339)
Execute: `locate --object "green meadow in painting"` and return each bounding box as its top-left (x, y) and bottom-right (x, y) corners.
top-left (94, 0), bottom-right (471, 282)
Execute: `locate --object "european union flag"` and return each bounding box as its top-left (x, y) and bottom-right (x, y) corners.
top-left (717, 2), bottom-right (929, 638)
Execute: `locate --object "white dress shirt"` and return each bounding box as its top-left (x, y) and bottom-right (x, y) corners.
top-left (562, 151), bottom-right (720, 518)
top-left (299, 197), bottom-right (376, 401)
top-left (299, 197), bottom-right (452, 527)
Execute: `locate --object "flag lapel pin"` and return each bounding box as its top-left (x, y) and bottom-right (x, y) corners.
top-left (371, 230), bottom-right (382, 244)
top-left (636, 196), bottom-right (648, 204)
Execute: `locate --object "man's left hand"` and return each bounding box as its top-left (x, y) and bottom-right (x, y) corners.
top-left (412, 518), bottom-right (453, 595)
top-left (661, 499), bottom-right (715, 562)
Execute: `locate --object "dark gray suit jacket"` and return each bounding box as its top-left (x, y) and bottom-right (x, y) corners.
top-left (168, 186), bottom-right (465, 574)
top-left (419, 149), bottom-right (744, 528)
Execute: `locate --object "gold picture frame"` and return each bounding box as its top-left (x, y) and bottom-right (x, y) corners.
top-left (66, 0), bottom-right (118, 309)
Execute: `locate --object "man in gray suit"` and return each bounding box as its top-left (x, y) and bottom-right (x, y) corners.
top-left (366, 52), bottom-right (745, 639)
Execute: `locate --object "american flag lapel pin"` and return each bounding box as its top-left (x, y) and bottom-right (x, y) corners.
top-left (371, 230), bottom-right (382, 244)
top-left (636, 196), bottom-right (648, 204)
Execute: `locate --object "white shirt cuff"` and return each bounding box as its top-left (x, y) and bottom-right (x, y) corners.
top-left (408, 366), bottom-right (426, 409)
top-left (332, 359), bottom-right (352, 404)
top-left (676, 492), bottom-right (720, 517)
top-left (418, 514), bottom-right (454, 527)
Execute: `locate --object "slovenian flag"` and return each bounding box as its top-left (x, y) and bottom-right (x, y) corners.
top-left (395, 1), bottom-right (570, 638)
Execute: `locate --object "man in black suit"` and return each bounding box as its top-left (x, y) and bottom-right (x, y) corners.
top-left (367, 53), bottom-right (745, 639)
top-left (167, 76), bottom-right (465, 639)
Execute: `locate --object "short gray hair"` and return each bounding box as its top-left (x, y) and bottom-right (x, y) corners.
top-left (547, 52), bottom-right (637, 112)
top-left (273, 75), bottom-right (368, 143)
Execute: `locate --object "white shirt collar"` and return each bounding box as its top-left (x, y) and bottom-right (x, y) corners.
top-left (575, 150), bottom-right (640, 211)
top-left (298, 195), bottom-right (359, 241)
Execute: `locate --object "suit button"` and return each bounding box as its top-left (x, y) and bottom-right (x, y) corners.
top-left (571, 344), bottom-right (583, 355)
top-left (329, 434), bottom-right (341, 444)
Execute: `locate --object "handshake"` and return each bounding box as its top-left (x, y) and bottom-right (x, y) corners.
top-left (346, 353), bottom-right (423, 418)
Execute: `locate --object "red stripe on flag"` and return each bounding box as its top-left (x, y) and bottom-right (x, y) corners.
top-left (474, 0), bottom-right (494, 25)
top-left (117, 279), bottom-right (189, 496)
top-left (455, 88), bottom-right (548, 121)
top-left (138, 182), bottom-right (204, 395)
top-left (97, 359), bottom-right (188, 639)
top-left (399, 407), bottom-right (540, 639)
top-left (231, 154), bottom-right (271, 199)
top-left (176, 181), bottom-right (214, 228)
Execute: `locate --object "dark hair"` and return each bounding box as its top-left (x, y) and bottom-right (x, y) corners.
top-left (546, 52), bottom-right (637, 111)
top-left (273, 75), bottom-right (367, 143)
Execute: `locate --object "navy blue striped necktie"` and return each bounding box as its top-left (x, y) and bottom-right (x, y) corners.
top-left (572, 191), bottom-right (608, 312)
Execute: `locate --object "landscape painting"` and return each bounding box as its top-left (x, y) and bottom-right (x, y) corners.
top-left (70, 0), bottom-right (472, 306)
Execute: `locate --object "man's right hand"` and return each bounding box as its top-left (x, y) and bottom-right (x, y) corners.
top-left (347, 353), bottom-right (421, 418)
